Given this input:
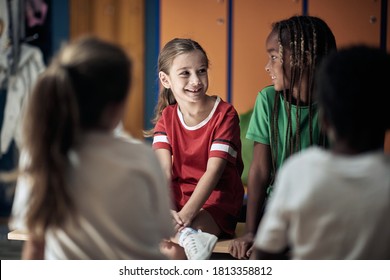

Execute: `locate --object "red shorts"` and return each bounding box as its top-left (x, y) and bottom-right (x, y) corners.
top-left (202, 204), bottom-right (238, 238)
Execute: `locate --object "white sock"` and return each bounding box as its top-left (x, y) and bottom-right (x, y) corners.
top-left (178, 227), bottom-right (198, 247)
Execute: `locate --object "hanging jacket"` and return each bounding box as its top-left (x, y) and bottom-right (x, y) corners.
top-left (0, 43), bottom-right (45, 156)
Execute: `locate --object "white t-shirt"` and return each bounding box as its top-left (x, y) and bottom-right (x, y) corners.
top-left (254, 147), bottom-right (390, 259)
top-left (10, 131), bottom-right (174, 259)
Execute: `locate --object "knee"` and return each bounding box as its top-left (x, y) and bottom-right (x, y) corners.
top-left (160, 240), bottom-right (187, 260)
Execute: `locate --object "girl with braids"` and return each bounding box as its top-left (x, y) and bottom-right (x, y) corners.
top-left (253, 46), bottom-right (390, 259)
top-left (229, 16), bottom-right (336, 259)
top-left (147, 38), bottom-right (244, 260)
top-left (10, 37), bottom-right (174, 259)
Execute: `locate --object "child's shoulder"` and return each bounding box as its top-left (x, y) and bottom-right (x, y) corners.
top-left (160, 103), bottom-right (178, 118)
top-left (113, 133), bottom-right (152, 152)
top-left (253, 85), bottom-right (277, 109)
top-left (258, 85), bottom-right (276, 97)
top-left (214, 96), bottom-right (238, 114)
top-left (109, 134), bottom-right (162, 170)
top-left (85, 131), bottom-right (154, 158)
top-left (282, 146), bottom-right (327, 171)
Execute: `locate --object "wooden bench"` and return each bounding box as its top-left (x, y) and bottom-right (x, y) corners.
top-left (212, 222), bottom-right (245, 253)
top-left (7, 230), bottom-right (29, 241)
top-left (8, 223), bottom-right (247, 254)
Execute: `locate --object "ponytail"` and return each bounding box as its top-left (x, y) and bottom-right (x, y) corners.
top-left (22, 37), bottom-right (131, 238)
top-left (24, 64), bottom-right (80, 237)
top-left (144, 87), bottom-right (176, 138)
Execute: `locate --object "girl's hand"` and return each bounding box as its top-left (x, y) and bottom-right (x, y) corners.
top-left (176, 209), bottom-right (196, 231)
top-left (228, 232), bottom-right (254, 260)
top-left (178, 208), bottom-right (199, 227)
top-left (170, 210), bottom-right (184, 232)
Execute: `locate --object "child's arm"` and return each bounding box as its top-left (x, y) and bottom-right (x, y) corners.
top-left (155, 148), bottom-right (172, 183)
top-left (22, 236), bottom-right (44, 259)
top-left (229, 142), bottom-right (271, 259)
top-left (155, 148), bottom-right (185, 231)
top-left (177, 157), bottom-right (227, 228)
top-left (246, 142), bottom-right (271, 238)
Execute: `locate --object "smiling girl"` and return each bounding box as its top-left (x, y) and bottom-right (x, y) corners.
top-left (229, 16), bottom-right (337, 259)
top-left (145, 38), bottom-right (244, 260)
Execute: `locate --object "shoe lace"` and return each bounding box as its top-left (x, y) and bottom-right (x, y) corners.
top-left (184, 235), bottom-right (199, 258)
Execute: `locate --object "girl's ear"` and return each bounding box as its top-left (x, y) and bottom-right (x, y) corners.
top-left (159, 71), bottom-right (170, 89)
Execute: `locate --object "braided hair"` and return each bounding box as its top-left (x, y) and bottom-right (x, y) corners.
top-left (270, 16), bottom-right (336, 179)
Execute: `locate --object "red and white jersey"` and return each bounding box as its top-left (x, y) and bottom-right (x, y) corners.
top-left (153, 97), bottom-right (244, 220)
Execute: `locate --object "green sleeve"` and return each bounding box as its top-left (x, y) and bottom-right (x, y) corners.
top-left (246, 86), bottom-right (274, 145)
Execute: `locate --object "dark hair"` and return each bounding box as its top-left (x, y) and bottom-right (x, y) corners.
top-left (23, 36), bottom-right (132, 237)
top-left (144, 38), bottom-right (209, 137)
top-left (269, 16), bottom-right (336, 175)
top-left (315, 45), bottom-right (390, 152)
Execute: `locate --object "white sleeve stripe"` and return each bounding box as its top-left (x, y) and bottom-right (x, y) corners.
top-left (210, 143), bottom-right (237, 158)
top-left (153, 135), bottom-right (170, 145)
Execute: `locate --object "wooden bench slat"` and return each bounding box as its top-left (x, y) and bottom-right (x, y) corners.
top-left (213, 222), bottom-right (245, 253)
top-left (8, 223), bottom-right (247, 255)
top-left (8, 230), bottom-right (29, 241)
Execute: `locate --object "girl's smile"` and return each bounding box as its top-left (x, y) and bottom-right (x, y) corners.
top-left (160, 50), bottom-right (209, 103)
top-left (264, 32), bottom-right (287, 91)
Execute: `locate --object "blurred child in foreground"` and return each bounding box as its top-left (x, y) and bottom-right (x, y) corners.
top-left (252, 46), bottom-right (390, 259)
top-left (10, 37), bottom-right (173, 259)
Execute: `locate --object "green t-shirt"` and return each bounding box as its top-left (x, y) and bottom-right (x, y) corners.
top-left (246, 86), bottom-right (324, 186)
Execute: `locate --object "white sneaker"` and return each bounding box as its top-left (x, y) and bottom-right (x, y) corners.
top-left (180, 230), bottom-right (218, 260)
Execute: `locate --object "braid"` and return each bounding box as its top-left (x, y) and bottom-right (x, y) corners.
top-left (295, 17), bottom-right (305, 152)
top-left (274, 16), bottom-right (336, 158)
top-left (271, 91), bottom-right (279, 184)
top-left (286, 21), bottom-right (294, 155)
top-left (311, 17), bottom-right (321, 144)
top-left (269, 16), bottom-right (336, 175)
top-left (285, 90), bottom-right (293, 155)
top-left (269, 23), bottom-right (286, 180)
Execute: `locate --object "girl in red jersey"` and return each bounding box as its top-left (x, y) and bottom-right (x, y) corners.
top-left (146, 38), bottom-right (244, 260)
